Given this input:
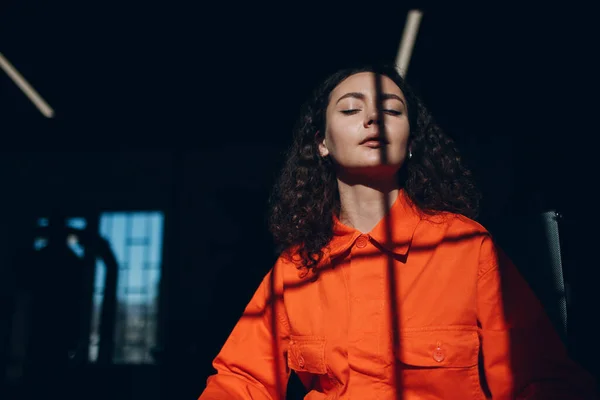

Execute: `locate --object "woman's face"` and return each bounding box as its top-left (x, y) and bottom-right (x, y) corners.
top-left (319, 72), bottom-right (410, 177)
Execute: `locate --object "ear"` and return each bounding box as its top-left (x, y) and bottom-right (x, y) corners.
top-left (318, 137), bottom-right (329, 157)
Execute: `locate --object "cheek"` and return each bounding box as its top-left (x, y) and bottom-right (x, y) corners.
top-left (388, 120), bottom-right (411, 143)
top-left (325, 121), bottom-right (359, 154)
top-left (325, 130), bottom-right (342, 157)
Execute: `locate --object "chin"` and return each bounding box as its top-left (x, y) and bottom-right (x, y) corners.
top-left (360, 154), bottom-right (403, 167)
top-left (346, 161), bottom-right (402, 177)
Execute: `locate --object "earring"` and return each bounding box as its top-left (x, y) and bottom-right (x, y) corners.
top-left (409, 150), bottom-right (413, 159)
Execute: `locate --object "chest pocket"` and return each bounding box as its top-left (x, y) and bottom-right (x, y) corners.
top-left (398, 327), bottom-right (479, 368)
top-left (288, 335), bottom-right (328, 375)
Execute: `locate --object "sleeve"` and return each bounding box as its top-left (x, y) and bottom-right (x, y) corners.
top-left (199, 261), bottom-right (291, 400)
top-left (477, 235), bottom-right (597, 399)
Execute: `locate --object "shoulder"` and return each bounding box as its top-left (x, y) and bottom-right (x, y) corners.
top-left (448, 213), bottom-right (490, 235)
top-left (447, 214), bottom-right (502, 273)
top-left (418, 210), bottom-right (490, 236)
top-left (272, 247), bottom-right (310, 280)
top-left (248, 254), bottom-right (301, 304)
top-left (418, 211), bottom-right (497, 264)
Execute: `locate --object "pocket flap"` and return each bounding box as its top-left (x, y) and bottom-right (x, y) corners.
top-left (288, 335), bottom-right (327, 375)
top-left (398, 328), bottom-right (479, 368)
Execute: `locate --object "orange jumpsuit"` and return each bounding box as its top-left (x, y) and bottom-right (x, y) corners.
top-left (200, 190), bottom-right (596, 399)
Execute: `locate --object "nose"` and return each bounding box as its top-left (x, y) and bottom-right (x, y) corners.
top-left (363, 107), bottom-right (381, 127)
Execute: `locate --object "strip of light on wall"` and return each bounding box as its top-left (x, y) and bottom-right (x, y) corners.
top-left (0, 52), bottom-right (55, 118)
top-left (395, 9), bottom-right (424, 78)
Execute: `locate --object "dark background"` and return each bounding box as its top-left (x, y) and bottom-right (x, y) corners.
top-left (1, 2), bottom-right (598, 399)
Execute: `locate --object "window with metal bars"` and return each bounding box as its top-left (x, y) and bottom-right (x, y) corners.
top-left (34, 212), bottom-right (164, 364)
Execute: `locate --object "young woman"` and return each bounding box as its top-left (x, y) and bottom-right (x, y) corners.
top-left (199, 64), bottom-right (596, 399)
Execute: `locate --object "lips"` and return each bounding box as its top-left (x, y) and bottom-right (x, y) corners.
top-left (360, 133), bottom-right (389, 145)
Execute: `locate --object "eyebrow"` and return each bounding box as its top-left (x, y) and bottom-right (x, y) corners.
top-left (335, 92), bottom-right (406, 106)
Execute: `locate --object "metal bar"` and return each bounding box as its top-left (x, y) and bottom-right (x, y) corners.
top-left (395, 10), bottom-right (424, 78)
top-left (0, 51), bottom-right (55, 118)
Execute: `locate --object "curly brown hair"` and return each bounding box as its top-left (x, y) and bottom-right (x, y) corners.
top-left (269, 64), bottom-right (481, 270)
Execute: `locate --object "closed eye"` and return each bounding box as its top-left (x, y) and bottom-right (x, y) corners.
top-left (341, 109), bottom-right (402, 116)
top-left (385, 110), bottom-right (402, 116)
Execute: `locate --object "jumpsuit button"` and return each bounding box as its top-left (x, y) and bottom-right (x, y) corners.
top-left (355, 235), bottom-right (369, 248)
top-left (433, 344), bottom-right (445, 363)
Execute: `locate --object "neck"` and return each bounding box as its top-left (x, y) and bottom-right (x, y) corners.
top-left (336, 174), bottom-right (399, 234)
